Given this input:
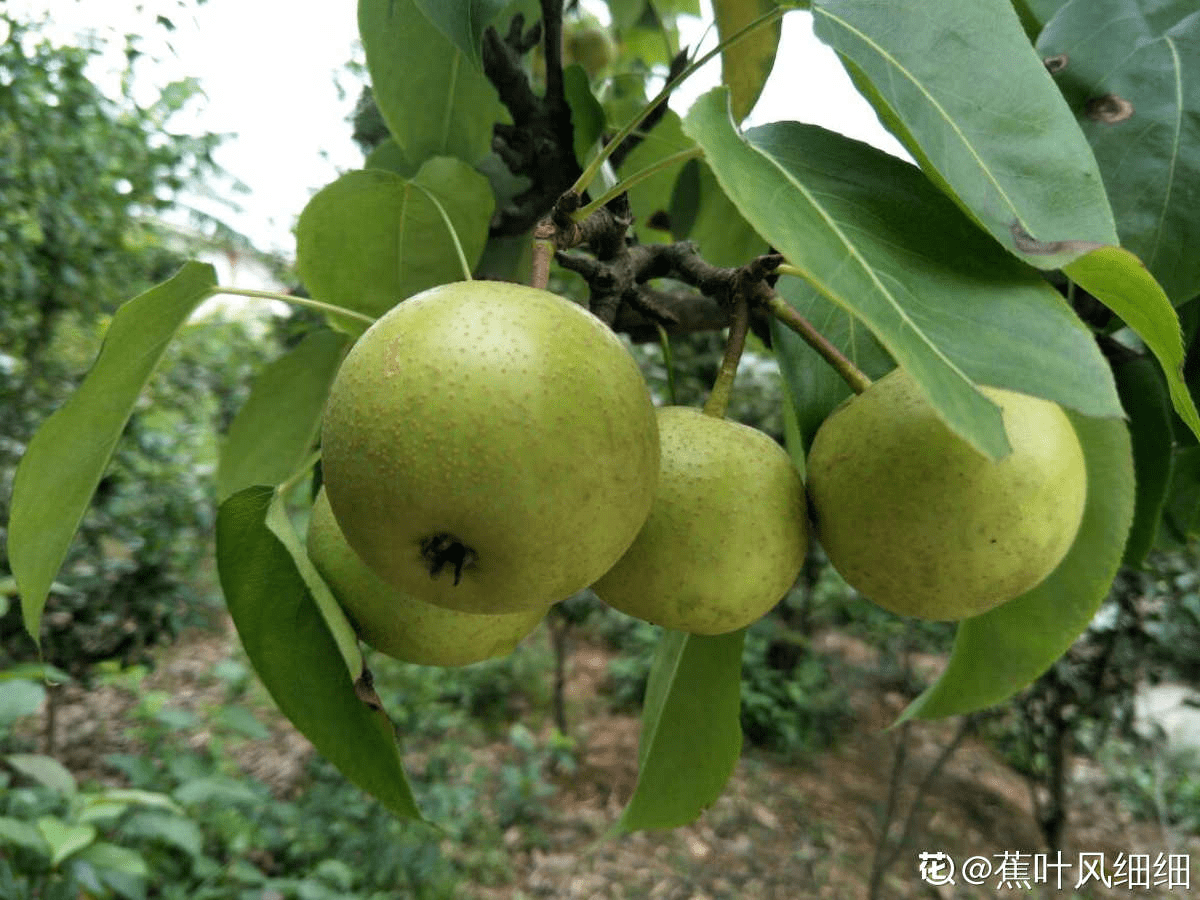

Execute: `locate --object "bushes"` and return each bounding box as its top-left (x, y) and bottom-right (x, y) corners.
top-left (0, 632), bottom-right (570, 900)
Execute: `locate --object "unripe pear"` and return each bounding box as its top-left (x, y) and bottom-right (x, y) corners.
top-left (592, 406), bottom-right (808, 635)
top-left (320, 281), bottom-right (659, 614)
top-left (306, 489), bottom-right (544, 666)
top-left (806, 368), bottom-right (1087, 621)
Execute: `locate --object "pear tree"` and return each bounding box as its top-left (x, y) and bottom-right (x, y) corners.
top-left (7, 0), bottom-right (1200, 832)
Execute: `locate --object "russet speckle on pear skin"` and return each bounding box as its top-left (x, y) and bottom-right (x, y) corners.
top-left (806, 368), bottom-right (1087, 622)
top-left (320, 280), bottom-right (660, 615)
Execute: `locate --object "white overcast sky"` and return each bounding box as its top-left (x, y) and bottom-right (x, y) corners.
top-left (7, 0), bottom-right (902, 272)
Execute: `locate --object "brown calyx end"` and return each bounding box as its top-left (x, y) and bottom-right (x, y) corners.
top-left (420, 533), bottom-right (478, 585)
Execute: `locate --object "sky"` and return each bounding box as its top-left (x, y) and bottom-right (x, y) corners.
top-left (9, 0), bottom-right (903, 284)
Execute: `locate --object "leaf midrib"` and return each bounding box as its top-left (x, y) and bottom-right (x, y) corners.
top-left (813, 6), bottom-right (1025, 233)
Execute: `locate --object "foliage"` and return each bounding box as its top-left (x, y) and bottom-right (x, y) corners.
top-left (0, 638), bottom-right (567, 900)
top-left (5, 0), bottom-right (1199, 840)
top-left (0, 14), bottom-right (266, 680)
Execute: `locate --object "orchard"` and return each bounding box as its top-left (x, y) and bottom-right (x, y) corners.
top-left (6, 0), bottom-right (1200, 861)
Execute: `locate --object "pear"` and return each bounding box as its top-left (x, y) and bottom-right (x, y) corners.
top-left (806, 368), bottom-right (1087, 621)
top-left (306, 488), bottom-right (545, 666)
top-left (320, 281), bottom-right (659, 614)
top-left (592, 406), bottom-right (808, 635)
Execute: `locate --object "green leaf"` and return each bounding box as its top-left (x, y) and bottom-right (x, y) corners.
top-left (214, 704), bottom-right (271, 740)
top-left (6, 262), bottom-right (216, 647)
top-left (296, 161), bottom-right (494, 333)
top-left (902, 412), bottom-right (1134, 719)
top-left (685, 161), bottom-right (768, 268)
top-left (0, 816), bottom-right (48, 855)
top-left (1115, 356), bottom-right (1174, 567)
top-left (683, 92), bottom-right (1122, 460)
top-left (563, 64), bottom-right (607, 167)
top-left (812, 0), bottom-right (1118, 270)
top-left (412, 0), bottom-right (507, 69)
top-left (608, 0), bottom-right (647, 30)
top-left (713, 0), bottom-right (782, 121)
top-left (1038, 2), bottom-right (1200, 305)
top-left (119, 811), bottom-right (204, 859)
top-left (364, 138), bottom-right (419, 177)
top-left (75, 841), bottom-right (149, 878)
top-left (36, 817), bottom-right (96, 868)
top-left (1066, 246), bottom-right (1200, 440)
top-left (263, 490), bottom-right (363, 683)
top-left (0, 679), bottom-right (45, 727)
top-left (620, 110), bottom-right (696, 243)
top-left (173, 775), bottom-right (260, 808)
top-left (615, 629), bottom-right (744, 832)
top-left (1012, 0), bottom-right (1068, 35)
top-left (216, 487), bottom-right (421, 820)
top-left (359, 0), bottom-right (505, 167)
top-left (217, 330), bottom-right (348, 501)
top-left (6, 753), bottom-right (77, 796)
top-left (1160, 445), bottom-right (1200, 547)
top-left (770, 278), bottom-right (893, 451)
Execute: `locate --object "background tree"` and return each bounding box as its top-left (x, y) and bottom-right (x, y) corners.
top-left (0, 12), bottom-right (271, 711)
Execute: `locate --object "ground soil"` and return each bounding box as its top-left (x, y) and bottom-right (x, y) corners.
top-left (33, 620), bottom-right (1199, 900)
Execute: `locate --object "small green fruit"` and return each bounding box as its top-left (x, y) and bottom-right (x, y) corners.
top-left (565, 25), bottom-right (616, 77)
top-left (806, 368), bottom-right (1088, 621)
top-left (307, 489), bottom-right (545, 666)
top-left (321, 281), bottom-right (659, 614)
top-left (592, 406), bottom-right (808, 635)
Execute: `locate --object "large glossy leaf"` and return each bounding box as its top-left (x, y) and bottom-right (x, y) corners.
top-left (359, 0), bottom-right (505, 167)
top-left (902, 412), bottom-right (1134, 720)
top-left (216, 487), bottom-right (421, 820)
top-left (263, 491), bottom-right (363, 683)
top-left (217, 330), bottom-right (348, 501)
top-left (1038, 1), bottom-right (1200, 305)
top-left (413, 0), bottom-right (507, 69)
top-left (1066, 247), bottom-right (1200, 440)
top-left (684, 91), bottom-right (1122, 460)
top-left (1115, 356), bottom-right (1174, 567)
top-left (6, 262), bottom-right (216, 647)
top-left (1011, 0), bottom-right (1068, 38)
top-left (770, 278), bottom-right (893, 450)
top-left (295, 160), bottom-right (494, 333)
top-left (813, 0), bottom-right (1118, 271)
top-left (714, 0), bottom-right (782, 121)
top-left (616, 629), bottom-right (744, 832)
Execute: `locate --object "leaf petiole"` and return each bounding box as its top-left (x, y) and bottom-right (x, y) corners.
top-left (770, 264), bottom-right (872, 394)
top-left (214, 287), bottom-right (377, 327)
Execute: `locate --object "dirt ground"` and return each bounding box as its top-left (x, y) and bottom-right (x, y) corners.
top-left (35, 621), bottom-right (1199, 900)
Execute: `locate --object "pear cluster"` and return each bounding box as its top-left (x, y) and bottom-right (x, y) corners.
top-left (310, 281), bottom-right (809, 666)
top-left (310, 280), bottom-right (1088, 668)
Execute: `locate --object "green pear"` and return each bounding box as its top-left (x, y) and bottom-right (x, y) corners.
top-left (307, 488), bottom-right (545, 666)
top-left (806, 368), bottom-right (1088, 621)
top-left (320, 280), bottom-right (659, 614)
top-left (592, 406), bottom-right (808, 635)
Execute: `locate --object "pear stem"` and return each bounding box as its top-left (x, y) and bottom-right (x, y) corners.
top-left (530, 219), bottom-right (555, 290)
top-left (765, 292), bottom-right (872, 395)
top-left (703, 295), bottom-right (749, 418)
